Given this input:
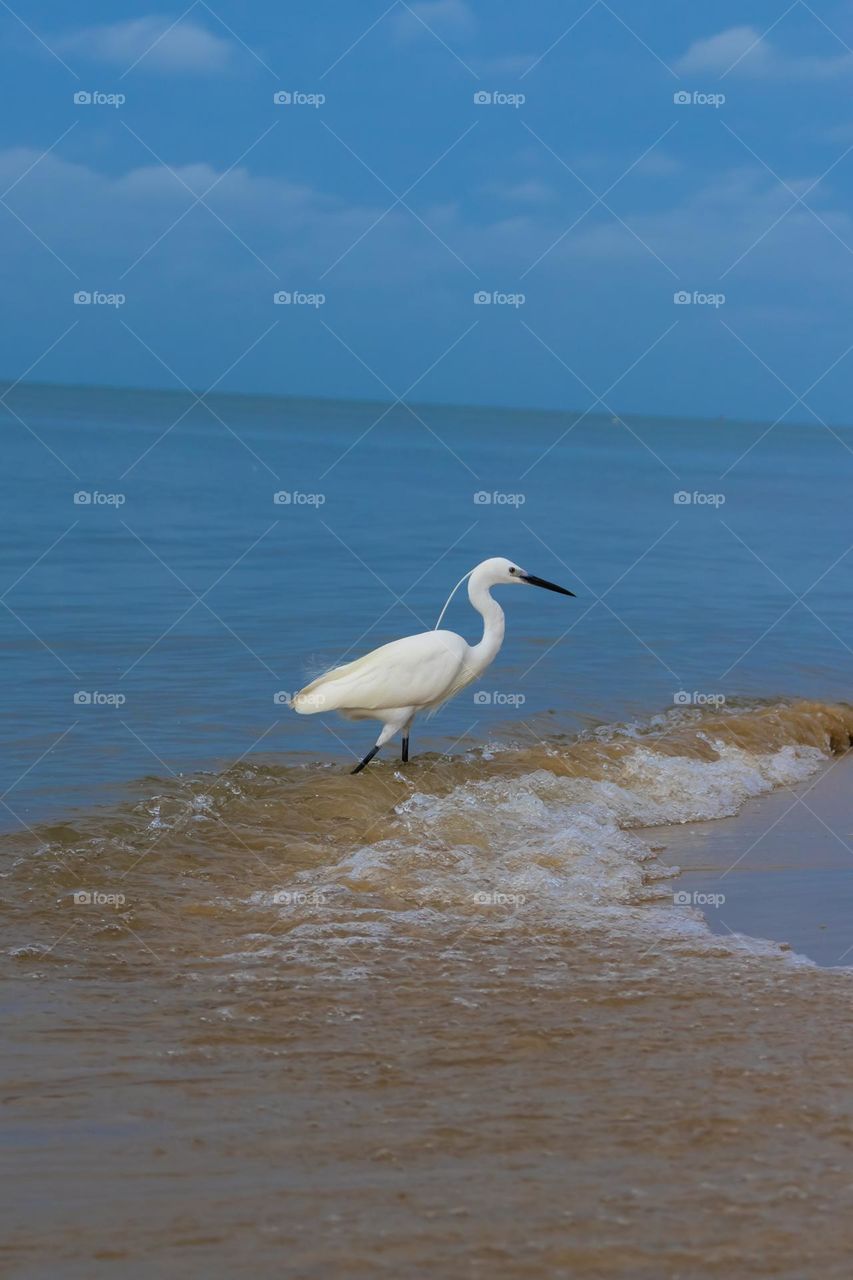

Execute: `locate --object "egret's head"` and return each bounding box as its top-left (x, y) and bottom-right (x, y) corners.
top-left (478, 557), bottom-right (576, 596)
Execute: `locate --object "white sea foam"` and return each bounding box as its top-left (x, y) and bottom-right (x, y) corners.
top-left (253, 734), bottom-right (831, 972)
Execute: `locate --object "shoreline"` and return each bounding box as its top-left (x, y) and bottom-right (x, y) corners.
top-left (651, 753), bottom-right (853, 969)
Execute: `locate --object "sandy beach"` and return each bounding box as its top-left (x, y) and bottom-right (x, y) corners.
top-left (5, 702), bottom-right (853, 1278)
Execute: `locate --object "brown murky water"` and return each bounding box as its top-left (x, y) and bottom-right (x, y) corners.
top-left (4, 700), bottom-right (853, 1277)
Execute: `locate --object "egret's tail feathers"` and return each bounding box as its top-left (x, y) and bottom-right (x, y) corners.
top-left (291, 676), bottom-right (341, 715)
top-left (291, 689), bottom-right (327, 714)
top-left (291, 652), bottom-right (376, 714)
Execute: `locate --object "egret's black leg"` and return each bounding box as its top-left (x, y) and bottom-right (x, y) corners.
top-left (351, 745), bottom-right (380, 775)
top-left (401, 735), bottom-right (409, 764)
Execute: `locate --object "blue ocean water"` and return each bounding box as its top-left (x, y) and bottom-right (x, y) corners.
top-left (2, 380), bottom-right (852, 822)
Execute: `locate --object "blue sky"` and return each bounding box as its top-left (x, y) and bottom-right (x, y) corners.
top-left (2, 0), bottom-right (853, 421)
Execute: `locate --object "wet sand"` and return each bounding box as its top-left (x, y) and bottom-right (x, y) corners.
top-left (5, 916), bottom-right (853, 1278)
top-left (654, 753), bottom-right (853, 967)
top-left (4, 702), bottom-right (853, 1277)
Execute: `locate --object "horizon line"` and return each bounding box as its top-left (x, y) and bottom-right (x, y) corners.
top-left (0, 374), bottom-right (845, 435)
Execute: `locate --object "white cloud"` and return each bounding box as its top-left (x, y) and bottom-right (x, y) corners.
top-left (479, 53), bottom-right (537, 76)
top-left (824, 120), bottom-right (853, 142)
top-left (2, 146), bottom-right (851, 313)
top-left (57, 15), bottom-right (234, 73)
top-left (676, 26), bottom-right (767, 76)
top-left (532, 166), bottom-right (851, 288)
top-left (391, 0), bottom-right (475, 45)
top-left (0, 148), bottom-right (452, 289)
top-left (676, 25), bottom-right (853, 80)
top-left (485, 179), bottom-right (555, 204)
top-left (634, 151), bottom-right (680, 177)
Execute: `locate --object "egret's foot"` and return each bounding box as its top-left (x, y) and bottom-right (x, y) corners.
top-left (351, 745), bottom-right (380, 775)
top-left (401, 736), bottom-right (409, 764)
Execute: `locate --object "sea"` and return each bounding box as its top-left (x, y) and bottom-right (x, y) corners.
top-left (3, 381), bottom-right (853, 1278)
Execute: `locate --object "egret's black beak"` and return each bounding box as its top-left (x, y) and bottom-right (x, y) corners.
top-left (521, 573), bottom-right (576, 597)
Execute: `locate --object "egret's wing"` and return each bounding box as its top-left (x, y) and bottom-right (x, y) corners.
top-left (292, 631), bottom-right (466, 714)
top-left (424, 661), bottom-right (479, 716)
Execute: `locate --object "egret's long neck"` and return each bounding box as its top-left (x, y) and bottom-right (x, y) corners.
top-left (467, 571), bottom-right (505, 673)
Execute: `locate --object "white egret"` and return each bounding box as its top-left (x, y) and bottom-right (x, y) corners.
top-left (291, 556), bottom-right (575, 772)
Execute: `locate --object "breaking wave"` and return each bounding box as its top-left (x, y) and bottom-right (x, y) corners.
top-left (7, 699), bottom-right (853, 970)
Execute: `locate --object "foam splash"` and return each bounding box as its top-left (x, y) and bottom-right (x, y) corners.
top-left (263, 716), bottom-right (842, 966)
top-left (11, 698), bottom-right (851, 970)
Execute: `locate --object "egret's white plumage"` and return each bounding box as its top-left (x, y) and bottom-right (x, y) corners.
top-left (291, 556), bottom-right (574, 772)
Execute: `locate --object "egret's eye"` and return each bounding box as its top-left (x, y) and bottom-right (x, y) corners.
top-left (508, 567), bottom-right (516, 574)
